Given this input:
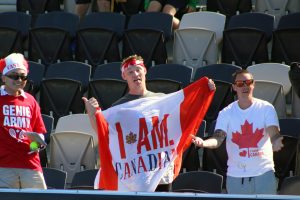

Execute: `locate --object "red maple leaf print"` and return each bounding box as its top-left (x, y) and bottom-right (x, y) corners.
top-left (232, 120), bottom-right (264, 157)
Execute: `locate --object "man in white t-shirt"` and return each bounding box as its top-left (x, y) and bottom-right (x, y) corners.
top-left (192, 69), bottom-right (284, 194)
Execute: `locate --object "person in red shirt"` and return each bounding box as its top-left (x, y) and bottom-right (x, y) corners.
top-left (0, 53), bottom-right (47, 189)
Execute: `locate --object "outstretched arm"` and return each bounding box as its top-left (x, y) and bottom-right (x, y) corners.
top-left (191, 129), bottom-right (226, 149)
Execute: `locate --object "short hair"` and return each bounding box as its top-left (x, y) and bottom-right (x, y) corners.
top-left (232, 69), bottom-right (253, 83)
top-left (121, 55), bottom-right (144, 68)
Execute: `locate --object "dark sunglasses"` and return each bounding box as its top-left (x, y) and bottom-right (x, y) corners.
top-left (5, 74), bottom-right (28, 81)
top-left (234, 79), bottom-right (254, 87)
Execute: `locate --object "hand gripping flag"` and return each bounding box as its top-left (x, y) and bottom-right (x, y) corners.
top-left (94, 77), bottom-right (214, 191)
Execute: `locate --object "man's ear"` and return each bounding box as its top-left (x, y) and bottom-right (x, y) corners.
top-left (121, 72), bottom-right (126, 80)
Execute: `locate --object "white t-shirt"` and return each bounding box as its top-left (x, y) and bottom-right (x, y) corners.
top-left (215, 98), bottom-right (279, 177)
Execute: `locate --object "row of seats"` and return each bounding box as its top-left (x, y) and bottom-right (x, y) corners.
top-left (21, 61), bottom-right (295, 125)
top-left (42, 167), bottom-right (98, 189)
top-left (13, 0), bottom-right (300, 20)
top-left (0, 11), bottom-right (172, 67)
top-left (15, 0), bottom-right (145, 18)
top-left (176, 11), bottom-right (300, 70)
top-left (5, 0), bottom-right (300, 35)
top-left (2, 10), bottom-right (300, 70)
top-left (43, 167), bottom-right (224, 193)
top-left (206, 0), bottom-right (300, 26)
top-left (43, 165), bottom-right (300, 195)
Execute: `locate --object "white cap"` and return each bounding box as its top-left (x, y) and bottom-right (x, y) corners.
top-left (0, 53), bottom-right (29, 75)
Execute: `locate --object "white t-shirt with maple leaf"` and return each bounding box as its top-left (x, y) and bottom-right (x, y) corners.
top-left (215, 98), bottom-right (279, 178)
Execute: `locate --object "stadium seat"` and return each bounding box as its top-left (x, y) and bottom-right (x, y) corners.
top-left (28, 27), bottom-right (73, 65)
top-left (55, 114), bottom-right (99, 167)
top-left (28, 12), bottom-right (79, 65)
top-left (75, 28), bottom-right (120, 68)
top-left (222, 28), bottom-right (269, 69)
top-left (55, 114), bottom-right (97, 147)
top-left (271, 29), bottom-right (300, 65)
top-left (179, 11), bottom-right (226, 45)
top-left (291, 89), bottom-right (300, 118)
top-left (247, 63), bottom-right (291, 96)
top-left (206, 0), bottom-right (252, 19)
top-left (93, 62), bottom-right (123, 80)
top-left (79, 12), bottom-right (126, 39)
top-left (289, 62), bottom-right (300, 117)
top-left (279, 175), bottom-right (300, 195)
top-left (253, 80), bottom-right (287, 118)
top-left (227, 12), bottom-right (275, 42)
top-left (88, 79), bottom-right (128, 110)
top-left (33, 11), bottom-right (79, 38)
top-left (172, 171), bottom-right (223, 193)
top-left (286, 0), bottom-right (300, 13)
top-left (39, 78), bottom-right (85, 125)
top-left (27, 61), bottom-right (46, 96)
top-left (42, 114), bottom-right (54, 144)
top-left (45, 61), bottom-right (91, 93)
top-left (75, 12), bottom-right (126, 69)
top-left (0, 27), bottom-right (23, 58)
top-left (127, 12), bottom-right (173, 41)
top-left (277, 12), bottom-right (300, 30)
top-left (70, 169), bottom-right (98, 190)
top-left (0, 11), bottom-right (31, 42)
top-left (275, 118), bottom-right (300, 189)
top-left (194, 63), bottom-right (242, 83)
top-left (39, 114), bottom-right (54, 167)
top-left (146, 63), bottom-right (193, 88)
top-left (122, 28), bottom-right (167, 69)
top-left (49, 131), bottom-right (97, 184)
top-left (43, 167), bottom-right (67, 189)
top-left (173, 28), bottom-right (218, 77)
top-left (146, 79), bottom-right (182, 94)
top-left (255, 0), bottom-right (290, 27)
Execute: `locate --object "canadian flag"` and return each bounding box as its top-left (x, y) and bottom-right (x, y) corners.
top-left (95, 77), bottom-right (214, 192)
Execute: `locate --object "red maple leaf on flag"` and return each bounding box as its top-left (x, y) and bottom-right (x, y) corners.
top-left (232, 120), bottom-right (264, 157)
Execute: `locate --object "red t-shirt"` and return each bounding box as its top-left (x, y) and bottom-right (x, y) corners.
top-left (0, 90), bottom-right (46, 172)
